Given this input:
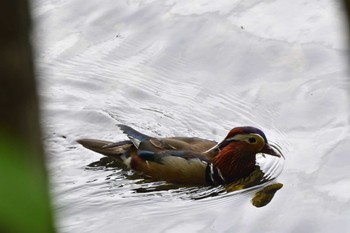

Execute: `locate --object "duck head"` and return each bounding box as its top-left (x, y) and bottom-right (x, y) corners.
top-left (214, 126), bottom-right (282, 157)
top-left (209, 126), bottom-right (283, 182)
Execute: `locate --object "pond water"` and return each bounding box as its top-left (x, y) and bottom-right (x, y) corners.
top-left (32, 0), bottom-right (350, 232)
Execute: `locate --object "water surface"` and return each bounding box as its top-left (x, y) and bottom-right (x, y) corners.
top-left (32, 0), bottom-right (350, 232)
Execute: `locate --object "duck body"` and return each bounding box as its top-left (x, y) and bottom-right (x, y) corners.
top-left (78, 124), bottom-right (282, 185)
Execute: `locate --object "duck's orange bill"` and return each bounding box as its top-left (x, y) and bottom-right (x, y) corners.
top-left (261, 144), bottom-right (284, 159)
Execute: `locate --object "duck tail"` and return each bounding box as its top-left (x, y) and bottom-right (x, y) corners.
top-left (77, 139), bottom-right (133, 157)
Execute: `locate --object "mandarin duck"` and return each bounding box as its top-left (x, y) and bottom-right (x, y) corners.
top-left (77, 124), bottom-right (282, 185)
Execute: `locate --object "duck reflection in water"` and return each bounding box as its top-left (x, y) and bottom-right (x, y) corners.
top-left (78, 124), bottom-right (284, 207)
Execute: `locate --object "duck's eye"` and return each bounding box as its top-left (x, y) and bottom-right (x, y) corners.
top-left (248, 137), bottom-right (256, 143)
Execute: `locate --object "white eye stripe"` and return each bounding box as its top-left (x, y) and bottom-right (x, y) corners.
top-left (226, 133), bottom-right (264, 144)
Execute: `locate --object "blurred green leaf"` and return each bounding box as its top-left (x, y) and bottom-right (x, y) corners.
top-left (0, 134), bottom-right (55, 233)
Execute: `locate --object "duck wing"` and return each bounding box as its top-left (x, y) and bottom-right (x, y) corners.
top-left (117, 124), bottom-right (217, 153)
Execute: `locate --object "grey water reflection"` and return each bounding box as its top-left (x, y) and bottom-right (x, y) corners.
top-left (87, 154), bottom-right (284, 207)
top-left (33, 0), bottom-right (350, 232)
